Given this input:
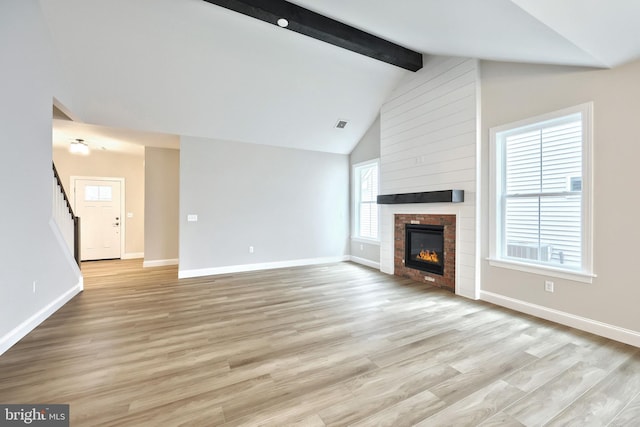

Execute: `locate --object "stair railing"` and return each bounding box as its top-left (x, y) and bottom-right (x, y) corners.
top-left (52, 163), bottom-right (81, 266)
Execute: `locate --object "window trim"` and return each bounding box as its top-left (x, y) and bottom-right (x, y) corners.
top-left (489, 102), bottom-right (594, 283)
top-left (352, 158), bottom-right (380, 242)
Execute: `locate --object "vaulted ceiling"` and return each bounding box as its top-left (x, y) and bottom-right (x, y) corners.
top-left (41, 0), bottom-right (640, 154)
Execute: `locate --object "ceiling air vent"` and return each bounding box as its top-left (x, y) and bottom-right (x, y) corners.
top-left (335, 120), bottom-right (348, 129)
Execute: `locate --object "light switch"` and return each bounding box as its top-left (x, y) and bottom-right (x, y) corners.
top-left (187, 214), bottom-right (198, 222)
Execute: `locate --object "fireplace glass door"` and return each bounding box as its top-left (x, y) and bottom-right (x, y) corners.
top-left (405, 224), bottom-right (445, 275)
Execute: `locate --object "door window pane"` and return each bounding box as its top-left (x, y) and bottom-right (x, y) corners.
top-left (85, 185), bottom-right (113, 201)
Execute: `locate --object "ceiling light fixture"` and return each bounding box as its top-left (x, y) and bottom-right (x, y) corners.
top-left (277, 18), bottom-right (289, 28)
top-left (69, 138), bottom-right (90, 155)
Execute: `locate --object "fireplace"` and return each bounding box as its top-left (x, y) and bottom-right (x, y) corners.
top-left (394, 214), bottom-right (456, 292)
top-left (405, 224), bottom-right (444, 275)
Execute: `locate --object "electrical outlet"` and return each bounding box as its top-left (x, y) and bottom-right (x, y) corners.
top-left (249, 246), bottom-right (254, 254)
top-left (545, 280), bottom-right (554, 292)
top-left (360, 244), bottom-right (364, 251)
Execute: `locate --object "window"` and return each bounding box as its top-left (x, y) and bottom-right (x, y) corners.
top-left (353, 159), bottom-right (379, 240)
top-left (85, 185), bottom-right (113, 201)
top-left (490, 103), bottom-right (593, 282)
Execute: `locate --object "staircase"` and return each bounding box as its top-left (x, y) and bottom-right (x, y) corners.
top-left (52, 163), bottom-right (81, 266)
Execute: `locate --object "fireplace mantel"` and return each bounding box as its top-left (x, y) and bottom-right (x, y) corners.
top-left (377, 189), bottom-right (464, 205)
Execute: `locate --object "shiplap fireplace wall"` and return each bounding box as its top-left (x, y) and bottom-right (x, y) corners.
top-left (379, 56), bottom-right (480, 299)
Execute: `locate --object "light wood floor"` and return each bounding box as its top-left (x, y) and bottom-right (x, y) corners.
top-left (1, 260), bottom-right (639, 426)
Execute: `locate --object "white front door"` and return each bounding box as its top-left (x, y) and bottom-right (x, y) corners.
top-left (74, 179), bottom-right (122, 261)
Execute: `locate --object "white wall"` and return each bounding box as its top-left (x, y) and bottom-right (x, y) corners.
top-left (350, 116), bottom-right (381, 165)
top-left (480, 59), bottom-right (640, 343)
top-left (379, 56), bottom-right (480, 299)
top-left (0, 0), bottom-right (82, 355)
top-left (144, 147), bottom-right (179, 266)
top-left (350, 116), bottom-right (381, 267)
top-left (179, 137), bottom-right (349, 278)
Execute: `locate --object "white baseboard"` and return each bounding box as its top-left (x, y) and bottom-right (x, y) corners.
top-left (456, 286), bottom-right (479, 300)
top-left (122, 252), bottom-right (144, 260)
top-left (0, 280), bottom-right (83, 356)
top-left (349, 256), bottom-right (380, 270)
top-left (178, 255), bottom-right (350, 279)
top-left (480, 291), bottom-right (640, 348)
top-left (143, 258), bottom-right (179, 268)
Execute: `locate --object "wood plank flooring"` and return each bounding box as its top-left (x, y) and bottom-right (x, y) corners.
top-left (1, 259), bottom-right (639, 426)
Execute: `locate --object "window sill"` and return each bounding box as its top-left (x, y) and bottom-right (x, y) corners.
top-left (351, 237), bottom-right (380, 245)
top-left (487, 258), bottom-right (596, 284)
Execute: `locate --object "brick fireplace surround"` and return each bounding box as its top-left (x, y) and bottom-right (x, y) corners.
top-left (394, 214), bottom-right (456, 292)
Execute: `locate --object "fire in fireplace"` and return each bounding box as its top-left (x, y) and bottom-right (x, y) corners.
top-left (405, 224), bottom-right (445, 275)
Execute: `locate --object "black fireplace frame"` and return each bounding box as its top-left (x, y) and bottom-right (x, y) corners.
top-left (405, 224), bottom-right (445, 275)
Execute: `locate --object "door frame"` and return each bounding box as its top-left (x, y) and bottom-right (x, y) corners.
top-left (70, 176), bottom-right (126, 260)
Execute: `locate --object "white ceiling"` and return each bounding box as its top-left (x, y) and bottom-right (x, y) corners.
top-left (40, 0), bottom-right (640, 155)
top-left (293, 0), bottom-right (640, 69)
top-left (52, 119), bottom-right (180, 156)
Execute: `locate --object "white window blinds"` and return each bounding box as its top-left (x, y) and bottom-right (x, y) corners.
top-left (500, 113), bottom-right (583, 270)
top-left (354, 161), bottom-right (379, 240)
